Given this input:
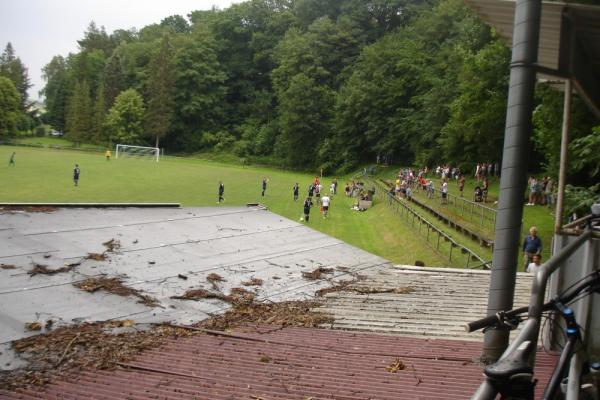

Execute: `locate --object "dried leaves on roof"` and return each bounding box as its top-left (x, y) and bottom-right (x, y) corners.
top-left (242, 277), bottom-right (263, 286)
top-left (301, 267), bottom-right (334, 280)
top-left (1, 264), bottom-right (16, 269)
top-left (1, 322), bottom-right (196, 390)
top-left (206, 272), bottom-right (225, 290)
top-left (199, 300), bottom-right (333, 331)
top-left (73, 277), bottom-right (159, 308)
top-left (27, 263), bottom-right (76, 276)
top-left (171, 287), bottom-right (255, 304)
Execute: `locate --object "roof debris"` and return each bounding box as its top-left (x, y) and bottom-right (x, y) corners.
top-left (27, 263), bottom-right (76, 276)
top-left (301, 267), bottom-right (334, 280)
top-left (242, 277), bottom-right (264, 286)
top-left (73, 277), bottom-right (159, 308)
top-left (206, 272), bottom-right (226, 290)
top-left (85, 253), bottom-right (107, 261)
top-left (0, 322), bottom-right (197, 390)
top-left (1, 264), bottom-right (16, 270)
top-left (24, 322), bottom-right (42, 332)
top-left (386, 358), bottom-right (406, 373)
top-left (199, 300), bottom-right (333, 331)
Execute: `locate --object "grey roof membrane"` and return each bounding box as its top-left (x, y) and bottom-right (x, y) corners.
top-left (0, 206), bottom-right (391, 352)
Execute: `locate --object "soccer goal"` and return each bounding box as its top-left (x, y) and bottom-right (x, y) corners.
top-left (115, 144), bottom-right (160, 162)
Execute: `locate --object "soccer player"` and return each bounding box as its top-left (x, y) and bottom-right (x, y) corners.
top-left (105, 149), bottom-right (112, 160)
top-left (73, 164), bottom-right (81, 186)
top-left (261, 177), bottom-right (268, 196)
top-left (303, 197), bottom-right (313, 222)
top-left (293, 183), bottom-right (299, 201)
top-left (8, 152), bottom-right (15, 166)
top-left (218, 181), bottom-right (225, 203)
top-left (321, 194), bottom-right (330, 217)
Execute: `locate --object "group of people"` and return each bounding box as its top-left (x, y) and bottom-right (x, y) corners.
top-left (302, 177), bottom-right (334, 221)
top-left (527, 176), bottom-right (554, 207)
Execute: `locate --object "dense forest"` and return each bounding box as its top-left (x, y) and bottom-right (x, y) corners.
top-left (1, 0), bottom-right (598, 202)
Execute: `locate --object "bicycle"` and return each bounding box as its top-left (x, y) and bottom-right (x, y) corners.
top-left (467, 268), bottom-right (600, 399)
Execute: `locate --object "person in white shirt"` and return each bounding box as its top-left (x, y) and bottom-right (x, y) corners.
top-left (321, 195), bottom-right (330, 217)
top-left (526, 254), bottom-right (542, 274)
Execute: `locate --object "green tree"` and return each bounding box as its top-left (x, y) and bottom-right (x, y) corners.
top-left (91, 82), bottom-right (106, 143)
top-left (0, 43), bottom-right (32, 110)
top-left (105, 89), bottom-right (146, 144)
top-left (41, 55), bottom-right (70, 132)
top-left (103, 53), bottom-right (126, 109)
top-left (65, 80), bottom-right (93, 144)
top-left (145, 34), bottom-right (177, 148)
top-left (439, 40), bottom-right (510, 168)
top-left (0, 76), bottom-right (21, 137)
top-left (77, 22), bottom-right (115, 56)
top-left (171, 27), bottom-right (227, 150)
top-left (275, 73), bottom-right (334, 168)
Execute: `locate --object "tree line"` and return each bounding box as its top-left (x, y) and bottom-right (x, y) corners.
top-left (1, 0), bottom-right (598, 211)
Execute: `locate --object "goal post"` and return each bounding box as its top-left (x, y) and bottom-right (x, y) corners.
top-left (115, 144), bottom-right (160, 162)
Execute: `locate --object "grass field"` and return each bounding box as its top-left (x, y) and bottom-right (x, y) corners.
top-left (0, 145), bottom-right (449, 267)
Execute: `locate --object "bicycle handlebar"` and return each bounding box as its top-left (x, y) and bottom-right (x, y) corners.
top-left (465, 306), bottom-right (529, 333)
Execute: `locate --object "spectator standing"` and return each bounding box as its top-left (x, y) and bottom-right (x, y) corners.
top-left (545, 177), bottom-right (554, 209)
top-left (526, 254), bottom-right (542, 274)
top-left (458, 175), bottom-right (465, 197)
top-left (441, 181), bottom-right (448, 204)
top-left (527, 176), bottom-right (539, 205)
top-left (8, 152), bottom-right (16, 166)
top-left (482, 177), bottom-right (489, 203)
top-left (523, 226), bottom-right (542, 271)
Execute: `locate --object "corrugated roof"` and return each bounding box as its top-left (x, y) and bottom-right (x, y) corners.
top-left (0, 326), bottom-right (558, 399)
top-left (318, 265), bottom-right (533, 341)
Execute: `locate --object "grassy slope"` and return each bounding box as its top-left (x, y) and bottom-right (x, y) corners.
top-left (0, 145), bottom-right (448, 267)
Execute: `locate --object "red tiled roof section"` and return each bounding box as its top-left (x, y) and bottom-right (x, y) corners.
top-left (1, 326), bottom-right (558, 400)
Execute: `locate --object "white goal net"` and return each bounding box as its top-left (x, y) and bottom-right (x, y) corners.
top-left (115, 144), bottom-right (160, 162)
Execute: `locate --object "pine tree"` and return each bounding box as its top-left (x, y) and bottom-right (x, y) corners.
top-left (91, 82), bottom-right (106, 143)
top-left (66, 81), bottom-right (93, 145)
top-left (145, 34), bottom-right (176, 148)
top-left (0, 42), bottom-right (32, 110)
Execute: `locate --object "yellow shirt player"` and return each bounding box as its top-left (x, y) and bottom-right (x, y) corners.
top-left (105, 150), bottom-right (111, 161)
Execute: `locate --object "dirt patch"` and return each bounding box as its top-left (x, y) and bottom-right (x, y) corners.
top-left (1, 264), bottom-right (16, 270)
top-left (27, 263), bottom-right (77, 276)
top-left (0, 322), bottom-right (196, 389)
top-left (352, 287), bottom-right (415, 295)
top-left (242, 278), bottom-right (263, 287)
top-left (301, 267), bottom-right (334, 280)
top-left (73, 277), bottom-right (159, 308)
top-left (199, 300), bottom-right (333, 331)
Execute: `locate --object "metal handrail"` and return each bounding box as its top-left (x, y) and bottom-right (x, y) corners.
top-left (472, 229), bottom-right (593, 399)
top-left (370, 179), bottom-right (488, 269)
top-left (410, 184), bottom-right (497, 230)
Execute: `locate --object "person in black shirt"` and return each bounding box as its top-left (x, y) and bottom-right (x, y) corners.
top-left (293, 183), bottom-right (299, 201)
top-left (303, 197), bottom-right (313, 222)
top-left (73, 164), bottom-right (80, 186)
top-left (218, 181), bottom-right (225, 203)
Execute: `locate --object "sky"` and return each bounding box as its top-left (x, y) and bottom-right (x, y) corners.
top-left (0, 0), bottom-right (237, 101)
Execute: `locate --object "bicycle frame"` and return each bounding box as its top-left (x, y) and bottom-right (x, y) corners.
top-left (472, 229), bottom-right (593, 400)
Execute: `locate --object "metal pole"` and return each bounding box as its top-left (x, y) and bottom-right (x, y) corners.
top-left (554, 79), bottom-right (571, 233)
top-left (482, 0), bottom-right (542, 363)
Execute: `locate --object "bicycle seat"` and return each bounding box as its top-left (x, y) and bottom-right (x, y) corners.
top-left (484, 340), bottom-right (534, 380)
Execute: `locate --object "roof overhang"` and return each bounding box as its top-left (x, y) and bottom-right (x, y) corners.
top-left (465, 0), bottom-right (600, 118)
